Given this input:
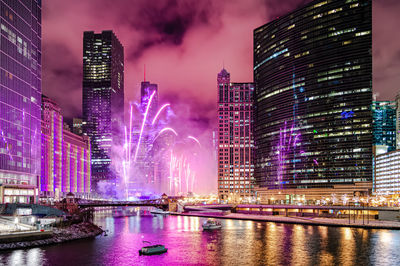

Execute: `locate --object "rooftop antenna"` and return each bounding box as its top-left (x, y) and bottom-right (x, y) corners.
top-left (223, 60), bottom-right (225, 70)
top-left (144, 64), bottom-right (146, 82)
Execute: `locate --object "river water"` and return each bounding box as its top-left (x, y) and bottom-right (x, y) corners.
top-left (0, 208), bottom-right (400, 265)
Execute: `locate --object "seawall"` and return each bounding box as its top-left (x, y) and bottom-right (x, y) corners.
top-left (171, 212), bottom-right (400, 230)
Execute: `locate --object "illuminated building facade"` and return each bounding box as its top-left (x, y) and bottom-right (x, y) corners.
top-left (41, 96), bottom-right (91, 198)
top-left (217, 68), bottom-right (254, 202)
top-left (395, 93), bottom-right (400, 149)
top-left (82, 31), bottom-right (124, 185)
top-left (372, 101), bottom-right (396, 154)
top-left (0, 0), bottom-right (42, 203)
top-left (375, 150), bottom-right (400, 196)
top-left (254, 0), bottom-right (372, 199)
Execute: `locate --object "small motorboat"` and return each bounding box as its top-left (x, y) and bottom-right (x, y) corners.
top-left (202, 219), bottom-right (222, 230)
top-left (150, 208), bottom-right (170, 215)
top-left (139, 241), bottom-right (168, 256)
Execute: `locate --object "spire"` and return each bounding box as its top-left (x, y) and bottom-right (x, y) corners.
top-left (144, 64), bottom-right (146, 82)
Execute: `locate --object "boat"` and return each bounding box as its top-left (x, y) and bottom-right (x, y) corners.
top-left (202, 219), bottom-right (222, 230)
top-left (150, 208), bottom-right (170, 215)
top-left (139, 242), bottom-right (168, 255)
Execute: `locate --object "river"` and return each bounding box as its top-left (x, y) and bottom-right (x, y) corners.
top-left (0, 208), bottom-right (399, 265)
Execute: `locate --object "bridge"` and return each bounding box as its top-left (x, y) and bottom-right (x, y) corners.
top-left (77, 199), bottom-right (169, 210)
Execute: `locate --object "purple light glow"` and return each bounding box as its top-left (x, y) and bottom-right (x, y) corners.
top-left (151, 103), bottom-right (170, 125)
top-left (154, 127), bottom-right (178, 141)
top-left (276, 121), bottom-right (302, 187)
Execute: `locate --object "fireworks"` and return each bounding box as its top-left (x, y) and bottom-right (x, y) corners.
top-left (119, 96), bottom-right (201, 199)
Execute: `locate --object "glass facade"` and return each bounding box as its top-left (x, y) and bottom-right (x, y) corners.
top-left (372, 101), bottom-right (396, 152)
top-left (82, 31), bottom-right (124, 184)
top-left (0, 0), bottom-right (42, 203)
top-left (375, 150), bottom-right (400, 196)
top-left (217, 68), bottom-right (254, 201)
top-left (254, 0), bottom-right (372, 190)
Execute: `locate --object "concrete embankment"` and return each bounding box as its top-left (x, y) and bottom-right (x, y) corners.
top-left (0, 222), bottom-right (103, 251)
top-left (171, 212), bottom-right (400, 230)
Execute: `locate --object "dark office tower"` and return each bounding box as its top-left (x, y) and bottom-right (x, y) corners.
top-left (0, 1), bottom-right (42, 203)
top-left (217, 68), bottom-right (254, 202)
top-left (372, 101), bottom-right (396, 154)
top-left (254, 0), bottom-right (372, 199)
top-left (83, 31), bottom-right (124, 186)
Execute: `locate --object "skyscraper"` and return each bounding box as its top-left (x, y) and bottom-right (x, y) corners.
top-left (254, 0), bottom-right (372, 201)
top-left (82, 31), bottom-right (124, 187)
top-left (395, 93), bottom-right (400, 149)
top-left (0, 1), bottom-right (42, 203)
top-left (140, 81), bottom-right (158, 121)
top-left (217, 68), bottom-right (254, 202)
top-left (126, 80), bottom-right (159, 197)
top-left (372, 101), bottom-right (396, 154)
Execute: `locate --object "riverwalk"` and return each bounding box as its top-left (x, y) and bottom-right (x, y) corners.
top-left (171, 212), bottom-right (400, 230)
top-left (0, 222), bottom-right (103, 251)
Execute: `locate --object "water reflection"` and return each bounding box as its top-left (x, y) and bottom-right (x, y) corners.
top-left (0, 209), bottom-right (399, 265)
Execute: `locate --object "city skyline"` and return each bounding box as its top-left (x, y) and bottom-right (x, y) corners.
top-left (2, 1), bottom-right (400, 264)
top-left (42, 0), bottom-right (400, 127)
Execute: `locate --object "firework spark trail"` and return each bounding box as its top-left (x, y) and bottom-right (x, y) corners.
top-left (128, 105), bottom-right (133, 164)
top-left (169, 151), bottom-right (173, 195)
top-left (287, 124), bottom-right (294, 150)
top-left (293, 134), bottom-right (301, 147)
top-left (134, 91), bottom-right (156, 162)
top-left (187, 136), bottom-right (201, 147)
top-left (123, 126), bottom-right (129, 186)
top-left (124, 126), bottom-right (128, 161)
top-left (154, 127), bottom-right (178, 142)
top-left (151, 104), bottom-right (170, 125)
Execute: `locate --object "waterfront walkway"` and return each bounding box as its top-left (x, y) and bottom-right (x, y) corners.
top-left (171, 212), bottom-right (400, 230)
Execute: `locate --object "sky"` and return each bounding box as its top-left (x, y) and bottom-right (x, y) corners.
top-left (42, 0), bottom-right (400, 123)
top-left (41, 0), bottom-right (400, 194)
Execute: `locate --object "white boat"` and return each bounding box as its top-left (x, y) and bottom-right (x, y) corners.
top-left (150, 208), bottom-right (170, 215)
top-left (202, 219), bottom-right (222, 230)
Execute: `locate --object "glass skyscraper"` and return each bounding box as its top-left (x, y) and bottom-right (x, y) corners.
top-left (0, 0), bottom-right (41, 203)
top-left (217, 68), bottom-right (254, 202)
top-left (372, 101), bottom-right (396, 153)
top-left (82, 31), bottom-right (124, 186)
top-left (254, 0), bottom-right (372, 196)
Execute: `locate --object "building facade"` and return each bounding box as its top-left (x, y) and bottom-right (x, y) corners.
top-left (82, 31), bottom-right (124, 186)
top-left (217, 68), bottom-right (254, 202)
top-left (372, 101), bottom-right (396, 154)
top-left (375, 150), bottom-right (400, 197)
top-left (41, 96), bottom-right (90, 199)
top-left (395, 93), bottom-right (400, 149)
top-left (254, 0), bottom-right (372, 201)
top-left (0, 0), bottom-right (42, 203)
